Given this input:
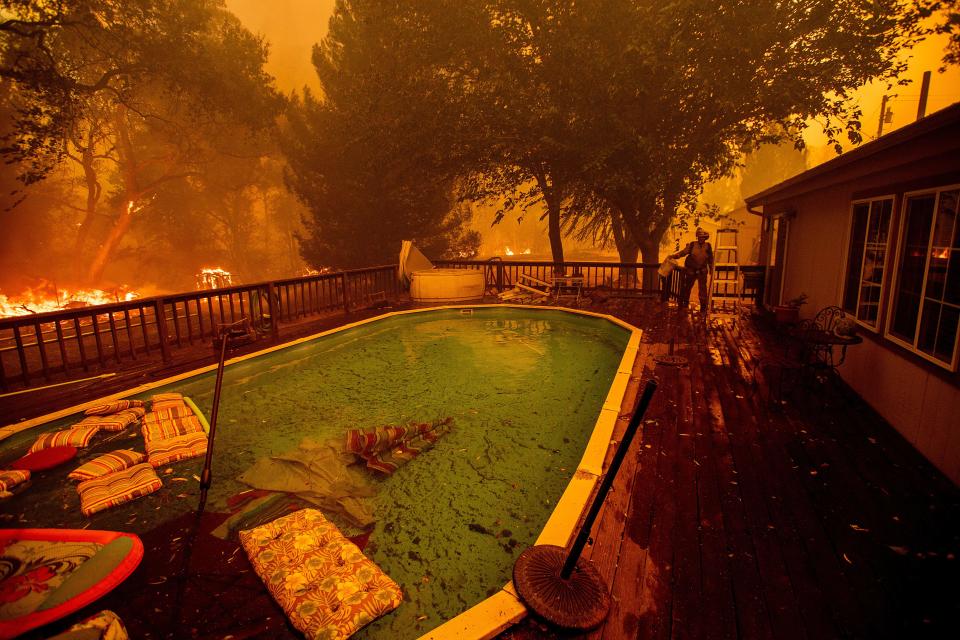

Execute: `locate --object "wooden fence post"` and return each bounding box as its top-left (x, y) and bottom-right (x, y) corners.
top-left (155, 298), bottom-right (171, 363)
top-left (266, 283), bottom-right (280, 343)
top-left (341, 273), bottom-right (350, 314)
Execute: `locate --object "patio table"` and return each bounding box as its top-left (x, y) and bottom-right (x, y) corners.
top-left (797, 329), bottom-right (863, 368)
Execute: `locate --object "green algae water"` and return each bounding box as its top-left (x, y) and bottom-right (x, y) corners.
top-left (1, 307), bottom-right (630, 639)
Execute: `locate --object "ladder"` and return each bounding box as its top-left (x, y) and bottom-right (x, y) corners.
top-left (711, 227), bottom-right (741, 313)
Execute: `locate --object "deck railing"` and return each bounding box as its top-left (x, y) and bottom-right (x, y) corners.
top-left (434, 259), bottom-right (664, 293)
top-left (0, 261), bottom-right (764, 392)
top-left (0, 265), bottom-right (399, 392)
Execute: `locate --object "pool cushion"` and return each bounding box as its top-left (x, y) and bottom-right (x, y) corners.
top-left (12, 445), bottom-right (78, 472)
top-left (76, 464), bottom-right (163, 517)
top-left (68, 450), bottom-right (146, 482)
top-left (76, 409), bottom-right (143, 433)
top-left (145, 432), bottom-right (207, 468)
top-left (141, 416), bottom-right (203, 443)
top-left (142, 405), bottom-right (194, 424)
top-left (345, 418), bottom-right (452, 474)
top-left (0, 469), bottom-right (30, 492)
top-left (239, 508), bottom-right (402, 640)
top-left (45, 609), bottom-right (129, 640)
top-left (150, 393), bottom-right (184, 411)
top-left (28, 425), bottom-right (101, 453)
top-left (84, 400), bottom-right (145, 416)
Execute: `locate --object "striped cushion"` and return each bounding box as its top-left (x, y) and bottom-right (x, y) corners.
top-left (151, 393), bottom-right (182, 402)
top-left (0, 470), bottom-right (30, 492)
top-left (143, 406), bottom-right (193, 423)
top-left (76, 409), bottom-right (142, 433)
top-left (68, 450), bottom-right (146, 482)
top-left (77, 464), bottom-right (162, 517)
top-left (84, 400), bottom-right (145, 416)
top-left (141, 416), bottom-right (203, 443)
top-left (29, 426), bottom-right (101, 453)
top-left (151, 393), bottom-right (184, 411)
top-left (146, 433), bottom-right (207, 468)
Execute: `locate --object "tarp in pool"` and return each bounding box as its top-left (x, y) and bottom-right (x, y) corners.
top-left (237, 420), bottom-right (451, 527)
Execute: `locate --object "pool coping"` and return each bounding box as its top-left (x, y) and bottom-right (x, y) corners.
top-left (0, 304), bottom-right (642, 640)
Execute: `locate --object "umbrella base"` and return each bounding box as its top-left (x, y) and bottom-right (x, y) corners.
top-left (513, 544), bottom-right (610, 631)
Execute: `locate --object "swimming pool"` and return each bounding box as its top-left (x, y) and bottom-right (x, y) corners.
top-left (0, 306), bottom-right (640, 639)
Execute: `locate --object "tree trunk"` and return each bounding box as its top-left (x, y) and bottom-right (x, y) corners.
top-left (72, 131), bottom-right (103, 274)
top-left (611, 210), bottom-right (639, 287)
top-left (85, 200), bottom-right (137, 284)
top-left (86, 107), bottom-right (138, 285)
top-left (536, 171), bottom-right (565, 274)
top-left (637, 237), bottom-right (661, 292)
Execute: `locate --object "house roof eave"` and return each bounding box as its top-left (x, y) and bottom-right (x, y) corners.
top-left (744, 101), bottom-right (960, 209)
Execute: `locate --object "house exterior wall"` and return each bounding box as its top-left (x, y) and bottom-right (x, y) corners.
top-left (760, 140), bottom-right (960, 485)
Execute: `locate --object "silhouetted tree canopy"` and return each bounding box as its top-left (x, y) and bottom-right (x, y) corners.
top-left (284, 0), bottom-right (481, 269)
top-left (0, 0), bottom-right (290, 286)
top-left (289, 0), bottom-right (942, 272)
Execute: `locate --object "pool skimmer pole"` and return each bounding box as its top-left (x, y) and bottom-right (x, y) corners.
top-left (198, 319), bottom-right (253, 515)
top-left (513, 378), bottom-right (658, 631)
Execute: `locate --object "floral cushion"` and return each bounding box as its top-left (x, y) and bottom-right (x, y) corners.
top-left (76, 409), bottom-right (142, 433)
top-left (47, 609), bottom-right (129, 640)
top-left (84, 400), bottom-right (145, 416)
top-left (76, 464), bottom-right (162, 517)
top-left (28, 426), bottom-right (101, 454)
top-left (141, 416), bottom-right (203, 443)
top-left (145, 432), bottom-right (207, 468)
top-left (239, 509), bottom-right (402, 640)
top-left (68, 450), bottom-right (146, 482)
top-left (0, 470), bottom-right (30, 493)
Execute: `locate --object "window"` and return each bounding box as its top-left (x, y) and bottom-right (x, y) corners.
top-left (843, 198), bottom-right (893, 328)
top-left (888, 187), bottom-right (960, 368)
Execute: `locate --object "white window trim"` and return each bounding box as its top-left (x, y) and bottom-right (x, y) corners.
top-left (841, 195), bottom-right (896, 334)
top-left (884, 184), bottom-right (960, 371)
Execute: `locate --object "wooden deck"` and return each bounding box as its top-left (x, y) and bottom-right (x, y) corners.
top-left (503, 297), bottom-right (960, 640)
top-left (4, 296), bottom-right (959, 639)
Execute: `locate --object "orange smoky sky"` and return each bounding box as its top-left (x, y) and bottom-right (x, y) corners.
top-left (226, 0), bottom-right (335, 93)
top-left (227, 1), bottom-right (958, 142)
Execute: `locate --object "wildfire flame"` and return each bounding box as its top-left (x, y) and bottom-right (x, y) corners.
top-left (0, 286), bottom-right (139, 317)
top-left (196, 267), bottom-right (233, 290)
top-left (503, 247), bottom-right (532, 256)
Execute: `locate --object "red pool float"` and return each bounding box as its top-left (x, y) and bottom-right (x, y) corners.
top-left (0, 528), bottom-right (143, 639)
top-left (10, 445), bottom-right (77, 472)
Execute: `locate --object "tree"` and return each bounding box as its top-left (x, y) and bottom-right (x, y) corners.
top-left (285, 1), bottom-right (480, 269)
top-left (1, 0), bottom-right (282, 284)
top-left (555, 0), bottom-right (925, 276)
top-left (459, 1), bottom-right (595, 270)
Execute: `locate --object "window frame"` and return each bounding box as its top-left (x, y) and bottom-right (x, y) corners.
top-left (884, 184), bottom-right (960, 371)
top-left (841, 195), bottom-right (896, 333)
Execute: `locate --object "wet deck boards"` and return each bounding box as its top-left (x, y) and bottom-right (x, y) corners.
top-left (502, 297), bottom-right (960, 640)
